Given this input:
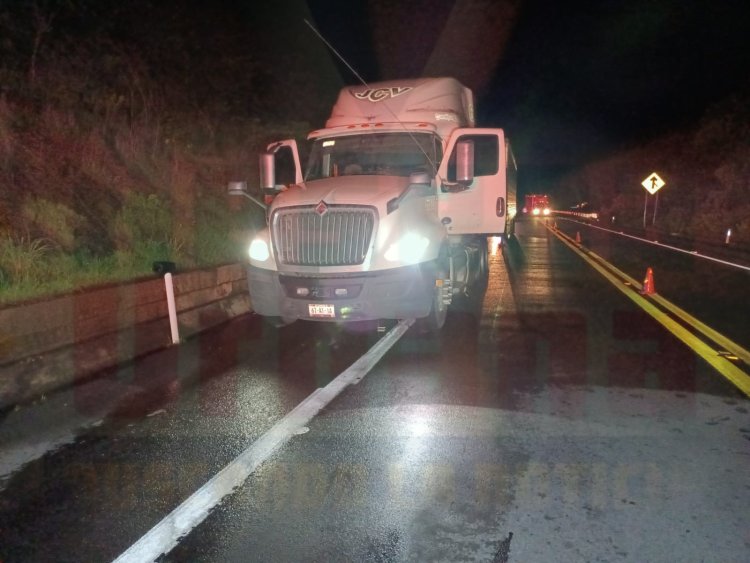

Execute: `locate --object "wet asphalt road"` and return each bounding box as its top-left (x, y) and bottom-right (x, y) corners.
top-left (554, 217), bottom-right (750, 351)
top-left (0, 218), bottom-right (748, 562)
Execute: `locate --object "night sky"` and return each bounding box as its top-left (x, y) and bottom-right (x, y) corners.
top-left (304, 0), bottom-right (750, 191)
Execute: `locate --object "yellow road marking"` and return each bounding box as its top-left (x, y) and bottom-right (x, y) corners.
top-left (586, 250), bottom-right (750, 366)
top-left (547, 224), bottom-right (750, 397)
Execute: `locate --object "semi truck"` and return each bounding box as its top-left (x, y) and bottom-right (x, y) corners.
top-left (231, 77), bottom-right (516, 330)
top-left (524, 194), bottom-right (551, 216)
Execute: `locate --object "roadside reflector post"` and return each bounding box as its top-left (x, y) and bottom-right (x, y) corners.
top-left (726, 228), bottom-right (732, 245)
top-left (164, 272), bottom-right (180, 344)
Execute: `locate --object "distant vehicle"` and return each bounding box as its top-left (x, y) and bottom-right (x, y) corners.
top-left (524, 194), bottom-right (551, 216)
top-left (231, 77), bottom-right (517, 329)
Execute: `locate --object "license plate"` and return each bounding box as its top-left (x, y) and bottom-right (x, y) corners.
top-left (308, 304), bottom-right (336, 318)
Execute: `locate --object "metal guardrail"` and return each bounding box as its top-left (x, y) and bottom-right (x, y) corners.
top-left (552, 216), bottom-right (750, 272)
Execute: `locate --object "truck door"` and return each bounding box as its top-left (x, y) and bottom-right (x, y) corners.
top-left (437, 128), bottom-right (510, 236)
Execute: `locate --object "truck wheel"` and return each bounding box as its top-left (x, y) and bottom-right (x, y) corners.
top-left (452, 240), bottom-right (488, 317)
top-left (420, 269), bottom-right (448, 332)
top-left (478, 240), bottom-right (489, 278)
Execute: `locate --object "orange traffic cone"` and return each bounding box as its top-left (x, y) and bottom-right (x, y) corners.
top-left (575, 231), bottom-right (581, 244)
top-left (640, 267), bottom-right (655, 295)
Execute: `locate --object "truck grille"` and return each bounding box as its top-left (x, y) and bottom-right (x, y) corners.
top-left (272, 206), bottom-right (377, 266)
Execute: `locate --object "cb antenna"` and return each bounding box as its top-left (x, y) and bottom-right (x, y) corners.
top-left (303, 19), bottom-right (440, 177)
top-left (304, 19), bottom-right (370, 89)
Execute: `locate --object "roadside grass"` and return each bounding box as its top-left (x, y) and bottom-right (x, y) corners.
top-left (0, 100), bottom-right (300, 307)
top-left (0, 236), bottom-right (170, 305)
top-left (0, 188), bottom-right (263, 306)
top-left (0, 231), bottom-right (249, 306)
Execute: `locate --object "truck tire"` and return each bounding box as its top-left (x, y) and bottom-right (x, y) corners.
top-left (451, 240), bottom-right (488, 317)
top-left (422, 286), bottom-right (447, 331)
top-left (477, 240), bottom-right (489, 279)
top-left (418, 263), bottom-right (448, 332)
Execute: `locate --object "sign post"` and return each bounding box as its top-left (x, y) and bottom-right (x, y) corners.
top-left (641, 172), bottom-right (666, 228)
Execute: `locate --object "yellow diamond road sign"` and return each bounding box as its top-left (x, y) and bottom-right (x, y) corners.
top-left (642, 172), bottom-right (666, 194)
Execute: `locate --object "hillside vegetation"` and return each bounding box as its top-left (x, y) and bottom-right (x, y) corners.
top-left (0, 0), bottom-right (328, 304)
top-left (556, 90), bottom-right (750, 245)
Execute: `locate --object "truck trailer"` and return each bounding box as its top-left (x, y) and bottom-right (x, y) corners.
top-left (231, 77), bottom-right (517, 330)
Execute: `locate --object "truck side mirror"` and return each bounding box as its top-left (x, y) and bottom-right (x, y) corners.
top-left (227, 181), bottom-right (248, 196)
top-left (259, 152), bottom-right (276, 190)
top-left (227, 179), bottom-right (268, 211)
top-left (455, 139), bottom-right (474, 185)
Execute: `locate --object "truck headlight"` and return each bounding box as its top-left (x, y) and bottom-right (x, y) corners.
top-left (384, 232), bottom-right (430, 264)
top-left (249, 239), bottom-right (270, 262)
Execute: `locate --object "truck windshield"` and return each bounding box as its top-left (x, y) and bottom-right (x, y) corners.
top-left (304, 132), bottom-right (438, 181)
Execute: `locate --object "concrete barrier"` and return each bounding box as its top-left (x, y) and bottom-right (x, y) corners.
top-left (0, 263), bottom-right (251, 409)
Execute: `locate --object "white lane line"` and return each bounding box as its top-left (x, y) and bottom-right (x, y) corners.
top-left (112, 318), bottom-right (414, 563)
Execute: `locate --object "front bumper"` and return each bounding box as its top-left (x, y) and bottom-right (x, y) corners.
top-left (247, 264), bottom-right (435, 322)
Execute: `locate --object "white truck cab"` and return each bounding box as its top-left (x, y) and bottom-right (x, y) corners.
top-left (233, 77), bottom-right (516, 329)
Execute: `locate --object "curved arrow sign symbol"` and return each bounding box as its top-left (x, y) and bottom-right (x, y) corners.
top-left (642, 172), bottom-right (666, 194)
